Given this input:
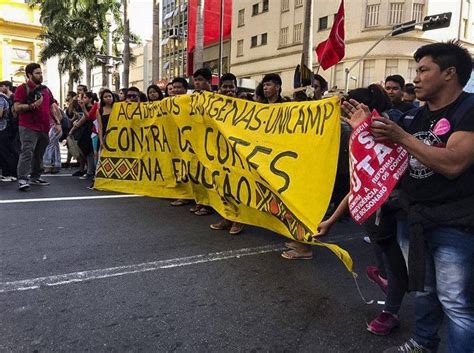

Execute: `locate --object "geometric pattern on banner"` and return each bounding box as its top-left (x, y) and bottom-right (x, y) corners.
top-left (96, 157), bottom-right (139, 181)
top-left (255, 181), bottom-right (313, 242)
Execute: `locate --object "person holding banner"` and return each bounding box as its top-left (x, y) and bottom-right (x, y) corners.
top-left (189, 68), bottom-right (215, 216)
top-left (209, 73), bottom-right (244, 235)
top-left (262, 74), bottom-right (287, 104)
top-left (322, 84), bottom-right (409, 337)
top-left (169, 77), bottom-right (193, 208)
top-left (343, 42), bottom-right (474, 353)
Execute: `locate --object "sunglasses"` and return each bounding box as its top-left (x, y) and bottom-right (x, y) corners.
top-left (127, 93), bottom-right (139, 98)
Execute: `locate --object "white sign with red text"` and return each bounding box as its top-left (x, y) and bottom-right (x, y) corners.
top-left (348, 111), bottom-right (408, 224)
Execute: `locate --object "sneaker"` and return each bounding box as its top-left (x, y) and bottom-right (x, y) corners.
top-left (1, 176), bottom-right (17, 182)
top-left (367, 311), bottom-right (400, 335)
top-left (79, 174), bottom-right (94, 180)
top-left (366, 266), bottom-right (388, 295)
top-left (30, 178), bottom-right (50, 186)
top-left (210, 219), bottom-right (232, 230)
top-left (18, 179), bottom-right (30, 190)
top-left (72, 170), bottom-right (85, 176)
top-left (383, 338), bottom-right (430, 353)
top-left (229, 222), bottom-right (244, 235)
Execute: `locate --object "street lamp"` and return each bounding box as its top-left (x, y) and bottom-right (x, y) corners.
top-left (116, 41), bottom-right (125, 54)
top-left (94, 11), bottom-right (123, 89)
top-left (93, 36), bottom-right (104, 51)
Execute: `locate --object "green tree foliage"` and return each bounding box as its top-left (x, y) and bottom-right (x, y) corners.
top-left (31, 0), bottom-right (139, 89)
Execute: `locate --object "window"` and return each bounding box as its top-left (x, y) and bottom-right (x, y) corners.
top-left (280, 27), bottom-right (289, 45)
top-left (238, 9), bottom-right (245, 27)
top-left (251, 33), bottom-right (267, 48)
top-left (251, 35), bottom-right (258, 47)
top-left (412, 3), bottom-right (424, 23)
top-left (237, 39), bottom-right (244, 56)
top-left (407, 60), bottom-right (418, 83)
top-left (252, 3), bottom-right (259, 16)
top-left (262, 0), bottom-right (269, 12)
top-left (385, 59), bottom-right (399, 77)
top-left (362, 60), bottom-right (376, 87)
top-left (293, 23), bottom-right (302, 43)
top-left (319, 16), bottom-right (328, 31)
top-left (366, 4), bottom-right (380, 27)
top-left (295, 0), bottom-right (303, 7)
top-left (281, 0), bottom-right (289, 12)
top-left (389, 3), bottom-right (404, 25)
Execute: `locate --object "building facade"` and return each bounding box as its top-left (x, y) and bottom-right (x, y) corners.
top-left (231, 0), bottom-right (474, 94)
top-left (161, 0), bottom-right (189, 80)
top-left (129, 40), bottom-right (153, 91)
top-left (0, 0), bottom-right (43, 85)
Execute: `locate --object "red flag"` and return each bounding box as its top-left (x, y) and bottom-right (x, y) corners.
top-left (315, 0), bottom-right (345, 70)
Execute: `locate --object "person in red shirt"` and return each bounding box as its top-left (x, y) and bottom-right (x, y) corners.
top-left (13, 63), bottom-right (61, 190)
top-left (68, 92), bottom-right (99, 180)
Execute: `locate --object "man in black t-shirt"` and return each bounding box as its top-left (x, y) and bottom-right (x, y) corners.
top-left (385, 74), bottom-right (416, 113)
top-left (262, 73), bottom-right (286, 104)
top-left (344, 42), bottom-right (474, 353)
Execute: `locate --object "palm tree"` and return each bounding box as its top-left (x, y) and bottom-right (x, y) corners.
top-left (152, 0), bottom-right (160, 82)
top-left (122, 0), bottom-right (130, 87)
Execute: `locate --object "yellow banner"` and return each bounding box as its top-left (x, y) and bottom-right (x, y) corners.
top-left (95, 92), bottom-right (353, 272)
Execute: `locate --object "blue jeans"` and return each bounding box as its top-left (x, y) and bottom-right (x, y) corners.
top-left (397, 222), bottom-right (474, 353)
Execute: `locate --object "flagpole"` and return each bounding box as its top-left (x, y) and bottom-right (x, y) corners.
top-left (302, 0), bottom-right (314, 70)
top-left (218, 0), bottom-right (224, 78)
top-left (343, 30), bottom-right (391, 93)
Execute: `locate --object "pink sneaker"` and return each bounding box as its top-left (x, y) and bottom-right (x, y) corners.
top-left (366, 266), bottom-right (388, 295)
top-left (367, 311), bottom-right (400, 336)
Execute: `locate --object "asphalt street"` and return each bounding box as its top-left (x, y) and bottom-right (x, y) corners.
top-left (1, 171), bottom-right (420, 353)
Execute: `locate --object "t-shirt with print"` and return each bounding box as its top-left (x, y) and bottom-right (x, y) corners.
top-left (401, 92), bottom-right (474, 205)
top-left (14, 81), bottom-right (54, 133)
top-left (0, 94), bottom-right (9, 117)
top-left (87, 103), bottom-right (99, 136)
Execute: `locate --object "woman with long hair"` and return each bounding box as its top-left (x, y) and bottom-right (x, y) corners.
top-left (96, 89), bottom-right (116, 152)
top-left (147, 84), bottom-right (164, 102)
top-left (68, 91), bottom-right (99, 180)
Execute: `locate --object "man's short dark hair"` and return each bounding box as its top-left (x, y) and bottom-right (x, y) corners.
top-left (193, 68), bottom-right (212, 82)
top-left (220, 73), bottom-right (237, 87)
top-left (25, 63), bottom-right (41, 76)
top-left (0, 81), bottom-right (13, 90)
top-left (414, 41), bottom-right (473, 87)
top-left (403, 83), bottom-right (415, 95)
top-left (314, 74), bottom-right (328, 91)
top-left (67, 91), bottom-right (77, 98)
top-left (77, 84), bottom-right (88, 92)
top-left (262, 73), bottom-right (282, 86)
top-left (385, 74), bottom-right (405, 88)
top-left (172, 77), bottom-right (189, 90)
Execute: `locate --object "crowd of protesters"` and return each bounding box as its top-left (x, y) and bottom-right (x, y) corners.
top-left (0, 41), bottom-right (472, 353)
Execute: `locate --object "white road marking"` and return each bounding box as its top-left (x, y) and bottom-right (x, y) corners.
top-left (42, 174), bottom-right (73, 177)
top-left (0, 194), bottom-right (143, 204)
top-left (0, 233), bottom-right (366, 294)
top-left (0, 245), bottom-right (286, 293)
